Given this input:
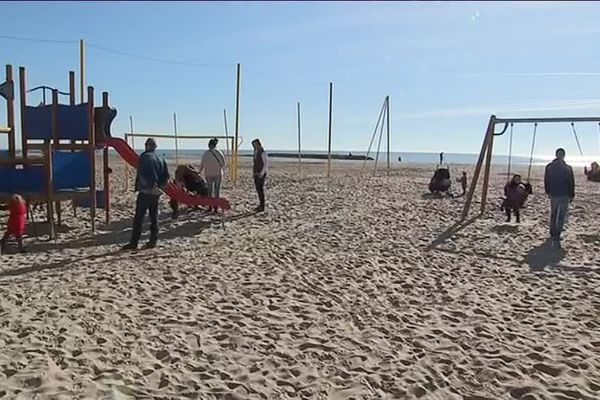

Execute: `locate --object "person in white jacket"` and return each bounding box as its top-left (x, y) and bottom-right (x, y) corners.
top-left (198, 138), bottom-right (225, 212)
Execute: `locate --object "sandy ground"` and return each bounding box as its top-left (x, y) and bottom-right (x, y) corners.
top-left (0, 157), bottom-right (599, 400)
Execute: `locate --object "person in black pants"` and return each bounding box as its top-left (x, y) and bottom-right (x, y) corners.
top-left (252, 139), bottom-right (268, 212)
top-left (123, 138), bottom-right (169, 250)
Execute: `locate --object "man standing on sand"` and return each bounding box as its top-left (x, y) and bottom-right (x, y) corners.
top-left (252, 139), bottom-right (268, 212)
top-left (123, 138), bottom-right (169, 250)
top-left (198, 138), bottom-right (225, 213)
top-left (544, 148), bottom-right (575, 246)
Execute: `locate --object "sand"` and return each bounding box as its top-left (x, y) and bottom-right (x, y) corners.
top-left (0, 158), bottom-right (599, 399)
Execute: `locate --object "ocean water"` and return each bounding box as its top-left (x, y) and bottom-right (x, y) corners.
top-left (132, 149), bottom-right (597, 168)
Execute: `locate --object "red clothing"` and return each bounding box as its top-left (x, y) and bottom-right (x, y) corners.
top-left (6, 202), bottom-right (26, 236)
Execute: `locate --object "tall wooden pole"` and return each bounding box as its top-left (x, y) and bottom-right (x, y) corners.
top-left (386, 95), bottom-right (390, 175)
top-left (480, 120), bottom-right (496, 214)
top-left (88, 86), bottom-right (96, 235)
top-left (234, 63), bottom-right (241, 185)
top-left (103, 92), bottom-right (110, 224)
top-left (327, 82), bottom-right (333, 178)
top-left (461, 115), bottom-right (495, 220)
top-left (6, 65), bottom-right (15, 159)
top-left (79, 39), bottom-right (85, 104)
top-left (223, 108), bottom-right (230, 161)
top-left (173, 112), bottom-right (179, 166)
top-left (19, 67), bottom-right (27, 159)
top-left (297, 101), bottom-right (302, 177)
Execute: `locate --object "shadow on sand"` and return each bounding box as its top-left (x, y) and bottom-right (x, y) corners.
top-left (526, 239), bottom-right (566, 271)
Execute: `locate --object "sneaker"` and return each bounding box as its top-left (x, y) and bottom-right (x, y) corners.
top-left (143, 242), bottom-right (156, 249)
top-left (122, 243), bottom-right (138, 251)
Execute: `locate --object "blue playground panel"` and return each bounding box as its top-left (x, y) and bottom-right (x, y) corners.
top-left (0, 151), bottom-right (92, 194)
top-left (24, 105), bottom-right (52, 140)
top-left (57, 104), bottom-right (89, 140)
top-left (24, 103), bottom-right (89, 140)
top-left (53, 151), bottom-right (91, 190)
top-left (0, 167), bottom-right (45, 193)
top-left (72, 190), bottom-right (106, 209)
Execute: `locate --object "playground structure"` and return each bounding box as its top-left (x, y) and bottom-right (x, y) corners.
top-left (0, 64), bottom-right (114, 239)
top-left (461, 115), bottom-right (600, 221)
top-left (0, 64), bottom-right (232, 240)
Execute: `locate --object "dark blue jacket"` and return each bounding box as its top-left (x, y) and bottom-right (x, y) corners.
top-left (135, 151), bottom-right (169, 194)
top-left (544, 159), bottom-right (575, 198)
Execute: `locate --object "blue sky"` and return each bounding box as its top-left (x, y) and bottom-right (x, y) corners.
top-left (1, 1), bottom-right (600, 157)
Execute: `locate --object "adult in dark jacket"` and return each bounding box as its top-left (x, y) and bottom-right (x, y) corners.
top-left (123, 138), bottom-right (169, 250)
top-left (252, 139), bottom-right (268, 212)
top-left (544, 148), bottom-right (575, 245)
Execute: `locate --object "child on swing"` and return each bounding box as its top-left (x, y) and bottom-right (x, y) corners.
top-left (501, 174), bottom-right (532, 223)
top-left (1, 194), bottom-right (27, 254)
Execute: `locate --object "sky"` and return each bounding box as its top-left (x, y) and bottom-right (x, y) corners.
top-left (1, 1), bottom-right (600, 157)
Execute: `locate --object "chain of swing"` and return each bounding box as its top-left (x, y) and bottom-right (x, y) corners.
top-left (505, 121), bottom-right (600, 183)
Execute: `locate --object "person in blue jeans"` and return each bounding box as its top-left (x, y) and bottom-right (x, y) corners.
top-left (123, 138), bottom-right (169, 250)
top-left (544, 148), bottom-right (575, 246)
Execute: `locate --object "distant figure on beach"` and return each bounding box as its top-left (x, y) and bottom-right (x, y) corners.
top-left (123, 138), bottom-right (169, 250)
top-left (252, 139), bottom-right (268, 212)
top-left (439, 152), bottom-right (444, 166)
top-left (544, 148), bottom-right (574, 246)
top-left (199, 138), bottom-right (225, 213)
top-left (457, 171), bottom-right (468, 196)
top-left (170, 165), bottom-right (208, 219)
top-left (398, 156), bottom-right (402, 162)
top-left (501, 174), bottom-right (532, 223)
top-left (0, 194), bottom-right (27, 254)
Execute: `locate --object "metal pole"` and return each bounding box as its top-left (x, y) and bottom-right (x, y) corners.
top-left (386, 96), bottom-right (390, 175)
top-left (297, 101), bottom-right (302, 177)
top-left (173, 112), bottom-right (179, 166)
top-left (327, 82), bottom-right (333, 178)
top-left (126, 116), bottom-right (134, 191)
top-left (79, 39), bottom-right (85, 104)
top-left (6, 65), bottom-right (15, 159)
top-left (234, 63), bottom-right (241, 185)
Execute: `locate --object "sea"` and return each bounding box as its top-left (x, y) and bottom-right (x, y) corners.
top-left (146, 150), bottom-right (598, 168)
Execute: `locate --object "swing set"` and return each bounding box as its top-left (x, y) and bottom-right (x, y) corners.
top-left (461, 114), bottom-right (600, 221)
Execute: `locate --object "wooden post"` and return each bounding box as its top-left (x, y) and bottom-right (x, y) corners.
top-left (480, 119), bottom-right (496, 215)
top-left (79, 39), bottom-right (85, 104)
top-left (173, 112), bottom-right (179, 166)
top-left (297, 101), bottom-right (302, 177)
top-left (45, 142), bottom-right (55, 240)
top-left (6, 65), bottom-right (15, 159)
top-left (461, 115), bottom-right (496, 220)
top-left (386, 96), bottom-right (390, 175)
top-left (88, 86), bottom-right (96, 235)
top-left (327, 82), bottom-right (333, 178)
top-left (19, 67), bottom-right (27, 159)
top-left (69, 71), bottom-right (76, 105)
top-left (103, 92), bottom-right (110, 224)
top-left (223, 109), bottom-right (230, 164)
top-left (234, 63), bottom-right (241, 185)
top-left (51, 89), bottom-right (61, 226)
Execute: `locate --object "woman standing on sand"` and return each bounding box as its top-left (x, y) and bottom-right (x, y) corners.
top-left (252, 139), bottom-right (268, 212)
top-left (198, 138), bottom-right (226, 213)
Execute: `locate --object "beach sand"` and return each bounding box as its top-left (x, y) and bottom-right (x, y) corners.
top-left (0, 158), bottom-right (599, 399)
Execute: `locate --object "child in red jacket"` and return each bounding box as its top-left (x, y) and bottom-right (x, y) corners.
top-left (1, 194), bottom-right (27, 254)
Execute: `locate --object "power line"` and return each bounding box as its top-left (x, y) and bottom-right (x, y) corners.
top-left (0, 34), bottom-right (77, 44)
top-left (87, 42), bottom-right (235, 68)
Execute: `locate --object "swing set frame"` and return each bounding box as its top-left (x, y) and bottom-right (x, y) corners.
top-left (461, 115), bottom-right (600, 221)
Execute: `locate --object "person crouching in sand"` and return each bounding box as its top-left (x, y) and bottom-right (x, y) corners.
top-left (170, 164), bottom-right (208, 219)
top-left (1, 194), bottom-right (27, 254)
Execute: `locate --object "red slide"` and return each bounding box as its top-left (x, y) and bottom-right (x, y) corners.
top-left (105, 137), bottom-right (231, 211)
